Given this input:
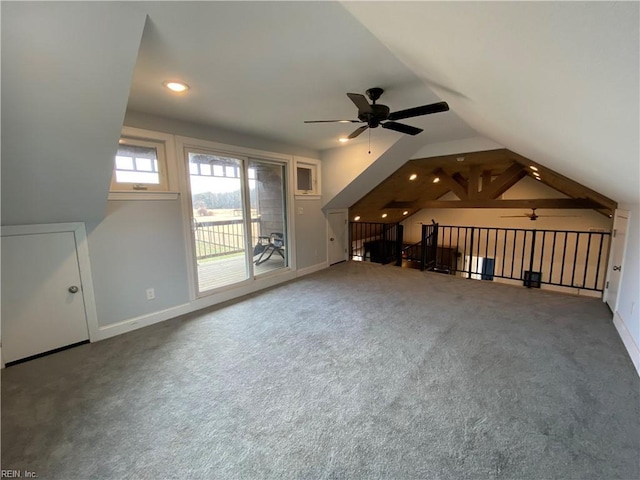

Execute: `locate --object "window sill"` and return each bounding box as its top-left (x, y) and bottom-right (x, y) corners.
top-left (295, 193), bottom-right (321, 200)
top-left (108, 191), bottom-right (180, 201)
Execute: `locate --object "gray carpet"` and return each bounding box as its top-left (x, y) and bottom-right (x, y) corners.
top-left (2, 261), bottom-right (639, 479)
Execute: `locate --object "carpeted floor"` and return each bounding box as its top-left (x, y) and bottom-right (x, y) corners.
top-left (2, 261), bottom-right (639, 479)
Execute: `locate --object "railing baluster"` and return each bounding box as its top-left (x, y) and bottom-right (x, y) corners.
top-left (582, 233), bottom-right (593, 289)
top-left (593, 233), bottom-right (605, 290)
top-left (571, 232), bottom-right (580, 287)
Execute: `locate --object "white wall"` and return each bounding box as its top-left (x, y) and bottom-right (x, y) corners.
top-left (321, 135), bottom-right (399, 203)
top-left (614, 203), bottom-right (640, 373)
top-left (125, 111), bottom-right (319, 160)
top-left (409, 135), bottom-right (504, 160)
top-left (323, 134), bottom-right (434, 211)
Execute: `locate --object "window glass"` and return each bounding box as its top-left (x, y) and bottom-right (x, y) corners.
top-left (110, 138), bottom-right (168, 192)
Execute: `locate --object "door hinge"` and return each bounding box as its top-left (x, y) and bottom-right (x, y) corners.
top-left (606, 281), bottom-right (609, 289)
top-left (613, 229), bottom-right (617, 238)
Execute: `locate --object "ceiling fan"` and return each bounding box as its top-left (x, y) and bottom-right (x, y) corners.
top-left (501, 208), bottom-right (577, 221)
top-left (304, 87), bottom-right (449, 139)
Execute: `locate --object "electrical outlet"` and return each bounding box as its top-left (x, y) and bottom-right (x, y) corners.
top-left (146, 288), bottom-right (155, 300)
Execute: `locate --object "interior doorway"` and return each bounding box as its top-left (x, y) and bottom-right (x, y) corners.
top-left (604, 209), bottom-right (629, 312)
top-left (328, 210), bottom-right (348, 265)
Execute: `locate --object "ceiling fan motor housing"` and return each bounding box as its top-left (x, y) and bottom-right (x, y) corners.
top-left (359, 104), bottom-right (390, 127)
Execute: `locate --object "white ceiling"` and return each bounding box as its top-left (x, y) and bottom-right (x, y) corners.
top-left (2, 2), bottom-right (638, 225)
top-left (126, 1), bottom-right (475, 152)
top-left (126, 1), bottom-right (639, 204)
top-left (343, 1), bottom-right (639, 204)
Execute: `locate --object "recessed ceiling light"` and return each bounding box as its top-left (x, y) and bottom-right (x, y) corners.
top-left (530, 166), bottom-right (538, 171)
top-left (457, 157), bottom-right (465, 162)
top-left (163, 81), bottom-right (189, 92)
top-left (409, 174), bottom-right (418, 181)
top-left (381, 213), bottom-right (388, 218)
top-left (433, 177), bottom-right (440, 183)
top-left (354, 216), bottom-right (361, 221)
top-left (535, 177), bottom-right (542, 181)
top-left (338, 137), bottom-right (349, 143)
top-left (403, 211), bottom-right (409, 215)
top-left (532, 171), bottom-right (540, 177)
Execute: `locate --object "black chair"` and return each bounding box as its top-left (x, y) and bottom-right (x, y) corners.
top-left (254, 233), bottom-right (285, 265)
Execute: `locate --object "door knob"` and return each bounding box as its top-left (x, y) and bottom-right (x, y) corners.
top-left (68, 285), bottom-right (79, 293)
top-left (330, 238), bottom-right (335, 241)
top-left (613, 265), bottom-right (621, 271)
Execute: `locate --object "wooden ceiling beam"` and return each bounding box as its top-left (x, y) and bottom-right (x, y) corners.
top-left (468, 165), bottom-right (480, 199)
top-left (434, 168), bottom-right (468, 200)
top-left (482, 170), bottom-right (493, 190)
top-left (411, 198), bottom-right (601, 210)
top-left (510, 152), bottom-right (617, 213)
top-left (479, 162), bottom-right (526, 200)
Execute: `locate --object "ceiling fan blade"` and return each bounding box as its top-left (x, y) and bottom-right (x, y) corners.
top-left (382, 121), bottom-right (423, 136)
top-left (347, 93), bottom-right (373, 113)
top-left (304, 120), bottom-right (361, 123)
top-left (388, 101), bottom-right (449, 121)
top-left (500, 215), bottom-right (530, 218)
top-left (348, 125), bottom-right (369, 139)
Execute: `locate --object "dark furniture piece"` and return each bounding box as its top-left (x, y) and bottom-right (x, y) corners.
top-left (254, 233), bottom-right (285, 265)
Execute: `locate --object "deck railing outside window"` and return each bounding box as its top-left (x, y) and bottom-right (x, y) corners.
top-left (194, 218), bottom-right (261, 260)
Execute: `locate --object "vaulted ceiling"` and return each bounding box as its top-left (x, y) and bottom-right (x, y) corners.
top-left (1, 2), bottom-right (638, 225)
top-left (350, 149), bottom-right (617, 224)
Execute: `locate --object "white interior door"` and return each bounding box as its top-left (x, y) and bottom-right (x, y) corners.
top-left (2, 231), bottom-right (89, 363)
top-left (604, 209), bottom-right (629, 312)
top-left (328, 210), bottom-right (348, 265)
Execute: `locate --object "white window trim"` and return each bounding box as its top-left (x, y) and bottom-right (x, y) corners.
top-left (294, 156), bottom-right (321, 198)
top-left (108, 126), bottom-right (180, 200)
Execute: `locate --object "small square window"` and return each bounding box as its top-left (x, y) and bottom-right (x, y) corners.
top-left (294, 157), bottom-right (321, 197)
top-left (297, 167), bottom-right (313, 191)
top-left (110, 137), bottom-right (169, 192)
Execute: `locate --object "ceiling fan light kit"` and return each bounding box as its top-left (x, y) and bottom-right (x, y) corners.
top-left (305, 87), bottom-right (450, 139)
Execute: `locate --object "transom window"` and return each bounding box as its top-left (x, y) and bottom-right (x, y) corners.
top-left (110, 137), bottom-right (169, 192)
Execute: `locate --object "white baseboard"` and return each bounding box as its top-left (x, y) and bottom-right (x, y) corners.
top-left (296, 261), bottom-right (328, 278)
top-left (95, 268), bottom-right (300, 341)
top-left (94, 302), bottom-right (193, 341)
top-left (613, 311), bottom-right (640, 376)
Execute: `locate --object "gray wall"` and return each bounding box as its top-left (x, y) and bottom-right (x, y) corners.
top-left (84, 114), bottom-right (326, 328)
top-left (87, 200), bottom-right (190, 327)
top-left (1, 2), bottom-right (146, 225)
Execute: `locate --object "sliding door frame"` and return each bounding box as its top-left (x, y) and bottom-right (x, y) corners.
top-left (174, 135), bottom-right (296, 300)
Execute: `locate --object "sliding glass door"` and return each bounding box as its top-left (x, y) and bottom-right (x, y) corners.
top-left (185, 149), bottom-right (287, 295)
top-left (249, 159), bottom-right (288, 275)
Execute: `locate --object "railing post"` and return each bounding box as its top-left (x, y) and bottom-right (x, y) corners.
top-left (395, 224), bottom-right (404, 267)
top-left (526, 229), bottom-right (537, 288)
top-left (432, 224), bottom-right (439, 266)
top-left (420, 224), bottom-right (428, 271)
top-left (467, 227), bottom-right (475, 279)
top-left (348, 221), bottom-right (353, 260)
